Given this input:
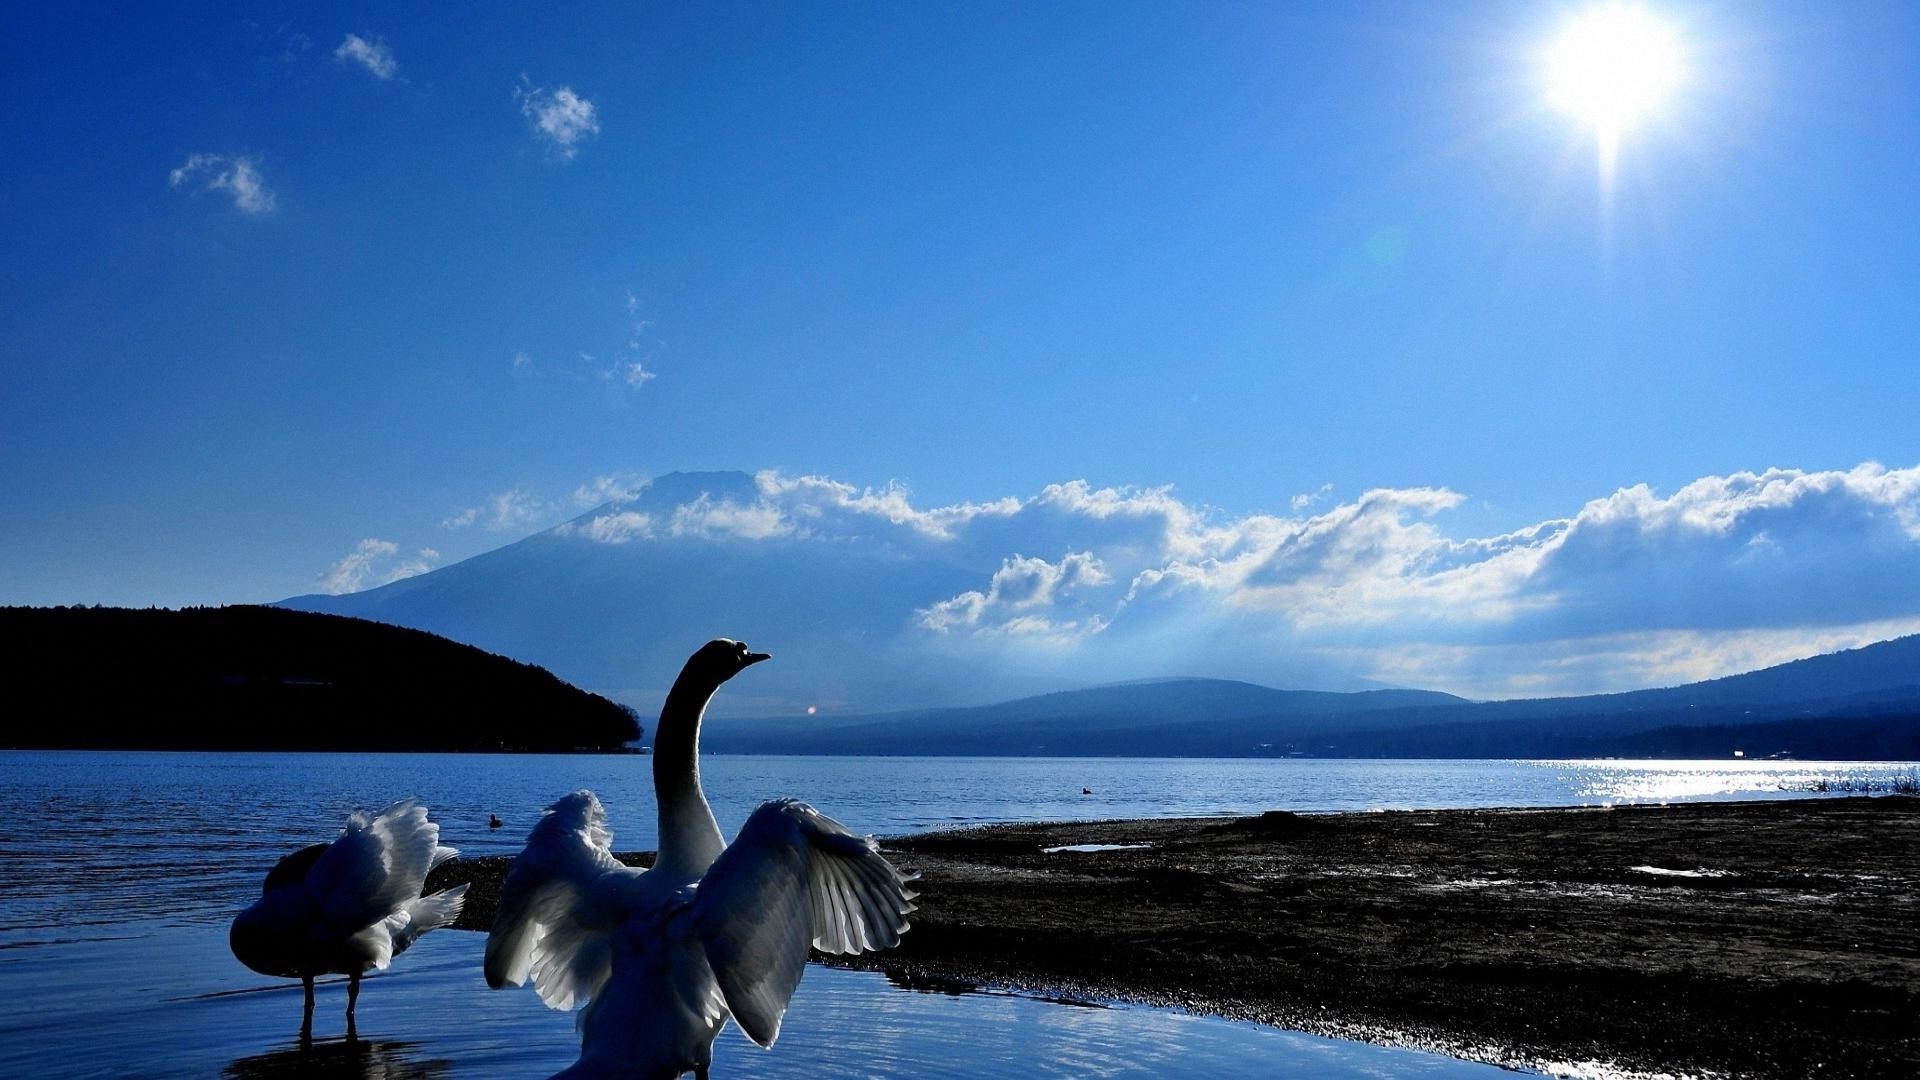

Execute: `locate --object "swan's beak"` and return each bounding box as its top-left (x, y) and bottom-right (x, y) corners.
top-left (743, 650), bottom-right (771, 666)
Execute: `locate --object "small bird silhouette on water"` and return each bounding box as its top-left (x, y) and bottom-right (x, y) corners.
top-left (489, 814), bottom-right (504, 829)
top-left (1082, 788), bottom-right (1093, 795)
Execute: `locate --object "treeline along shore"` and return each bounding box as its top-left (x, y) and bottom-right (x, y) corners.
top-left (432, 797), bottom-right (1920, 1080)
top-left (0, 606), bottom-right (640, 751)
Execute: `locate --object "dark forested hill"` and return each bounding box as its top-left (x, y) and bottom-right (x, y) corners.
top-left (0, 606), bottom-right (640, 751)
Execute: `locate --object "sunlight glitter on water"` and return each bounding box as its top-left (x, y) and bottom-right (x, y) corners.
top-left (1546, 759), bottom-right (1920, 804)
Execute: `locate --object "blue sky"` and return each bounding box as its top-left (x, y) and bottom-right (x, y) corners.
top-left (4, 3), bottom-right (1919, 692)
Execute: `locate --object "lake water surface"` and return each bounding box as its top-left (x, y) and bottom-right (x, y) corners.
top-left (2, 752), bottom-right (1912, 1078)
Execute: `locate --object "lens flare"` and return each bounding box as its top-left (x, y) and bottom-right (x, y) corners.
top-left (1546, 4), bottom-right (1684, 181)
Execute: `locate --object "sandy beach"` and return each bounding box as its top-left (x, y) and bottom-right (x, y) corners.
top-left (434, 797), bottom-right (1919, 1079)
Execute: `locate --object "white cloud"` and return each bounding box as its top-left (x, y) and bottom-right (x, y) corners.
top-left (318, 539), bottom-right (438, 595)
top-left (919, 551), bottom-right (1112, 636)
top-left (572, 510), bottom-right (655, 545)
top-left (169, 154), bottom-right (275, 215)
top-left (451, 461), bottom-right (1920, 697)
top-left (512, 351), bottom-right (533, 372)
top-left (669, 495), bottom-right (792, 541)
top-left (333, 34), bottom-right (398, 80)
top-left (573, 472), bottom-right (649, 507)
top-left (443, 488), bottom-right (551, 533)
top-left (754, 471), bottom-right (1022, 540)
top-left (620, 361), bottom-right (656, 389)
top-left (1291, 483), bottom-right (1333, 512)
top-left (516, 79), bottom-right (600, 159)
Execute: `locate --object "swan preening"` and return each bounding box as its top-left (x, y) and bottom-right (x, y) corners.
top-left (230, 799), bottom-right (468, 1040)
top-left (486, 639), bottom-right (917, 1079)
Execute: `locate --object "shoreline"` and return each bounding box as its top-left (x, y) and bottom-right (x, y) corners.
top-left (431, 797), bottom-right (1920, 1079)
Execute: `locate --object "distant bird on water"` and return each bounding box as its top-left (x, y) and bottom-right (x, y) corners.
top-left (231, 799), bottom-right (469, 1041)
top-left (490, 814), bottom-right (504, 829)
top-left (486, 639), bottom-right (916, 1079)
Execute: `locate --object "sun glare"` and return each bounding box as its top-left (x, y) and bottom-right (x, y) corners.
top-left (1546, 4), bottom-right (1683, 174)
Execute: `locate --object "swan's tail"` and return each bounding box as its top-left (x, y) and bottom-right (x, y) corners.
top-left (484, 790), bottom-right (628, 1010)
top-left (391, 882), bottom-right (469, 956)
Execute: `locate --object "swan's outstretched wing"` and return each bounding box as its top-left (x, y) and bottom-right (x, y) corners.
top-left (305, 799), bottom-right (444, 949)
top-left (485, 790), bottom-right (632, 1010)
top-left (692, 799), bottom-right (917, 1048)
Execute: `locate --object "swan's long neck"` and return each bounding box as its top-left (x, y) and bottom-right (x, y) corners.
top-left (650, 675), bottom-right (727, 884)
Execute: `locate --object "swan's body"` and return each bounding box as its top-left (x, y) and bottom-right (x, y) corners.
top-left (230, 799), bottom-right (468, 1039)
top-left (485, 639), bottom-right (916, 1079)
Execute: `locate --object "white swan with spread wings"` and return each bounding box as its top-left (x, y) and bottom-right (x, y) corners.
top-left (484, 639), bottom-right (916, 1079)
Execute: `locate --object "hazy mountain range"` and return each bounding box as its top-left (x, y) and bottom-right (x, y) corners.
top-left (703, 634), bottom-right (1920, 758)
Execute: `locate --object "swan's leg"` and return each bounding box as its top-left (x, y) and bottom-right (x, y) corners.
top-left (346, 971), bottom-right (361, 1040)
top-left (301, 975), bottom-right (315, 1043)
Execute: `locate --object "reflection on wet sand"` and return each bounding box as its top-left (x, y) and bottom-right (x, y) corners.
top-left (222, 1038), bottom-right (453, 1080)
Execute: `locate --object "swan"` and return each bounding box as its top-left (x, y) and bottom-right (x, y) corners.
top-left (230, 799), bottom-right (469, 1040)
top-left (485, 639), bottom-right (916, 1079)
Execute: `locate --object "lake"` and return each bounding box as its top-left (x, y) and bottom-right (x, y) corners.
top-left (2, 752), bottom-right (1913, 1078)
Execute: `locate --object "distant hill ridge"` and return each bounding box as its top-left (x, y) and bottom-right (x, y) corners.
top-left (703, 636), bottom-right (1920, 759)
top-left (0, 605), bottom-right (640, 752)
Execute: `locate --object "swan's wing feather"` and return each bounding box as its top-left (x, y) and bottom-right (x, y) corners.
top-left (690, 804), bottom-right (813, 1047)
top-left (694, 799), bottom-right (915, 1048)
top-left (485, 790), bottom-right (629, 1010)
top-left (312, 799), bottom-right (448, 919)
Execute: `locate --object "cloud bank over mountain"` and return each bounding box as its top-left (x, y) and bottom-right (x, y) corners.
top-left (288, 462), bottom-right (1920, 711)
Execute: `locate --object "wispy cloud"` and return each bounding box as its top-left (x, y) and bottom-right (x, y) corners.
top-left (669, 494), bottom-right (793, 541)
top-left (574, 510), bottom-right (654, 544)
top-left (919, 552), bottom-right (1111, 642)
top-left (333, 34), bottom-right (398, 80)
top-left (573, 472), bottom-right (649, 507)
top-left (1291, 483), bottom-right (1333, 512)
top-left (442, 488), bottom-right (551, 533)
top-left (317, 539), bottom-right (438, 595)
top-left (754, 472), bottom-right (1022, 540)
top-left (168, 154), bottom-right (275, 215)
top-left (516, 78), bottom-right (600, 159)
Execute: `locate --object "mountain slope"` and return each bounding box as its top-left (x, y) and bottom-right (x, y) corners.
top-left (280, 471), bottom-right (1405, 714)
top-left (282, 472), bottom-right (1031, 715)
top-left (704, 636), bottom-right (1920, 758)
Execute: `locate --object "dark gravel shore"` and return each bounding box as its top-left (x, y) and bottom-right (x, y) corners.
top-left (431, 797), bottom-right (1920, 1079)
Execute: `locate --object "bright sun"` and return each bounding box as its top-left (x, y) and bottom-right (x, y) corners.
top-left (1546, 4), bottom-right (1683, 165)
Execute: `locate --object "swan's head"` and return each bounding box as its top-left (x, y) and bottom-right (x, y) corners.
top-left (686, 638), bottom-right (771, 687)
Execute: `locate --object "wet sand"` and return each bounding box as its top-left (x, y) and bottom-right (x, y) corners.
top-left (432, 797), bottom-right (1920, 1079)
